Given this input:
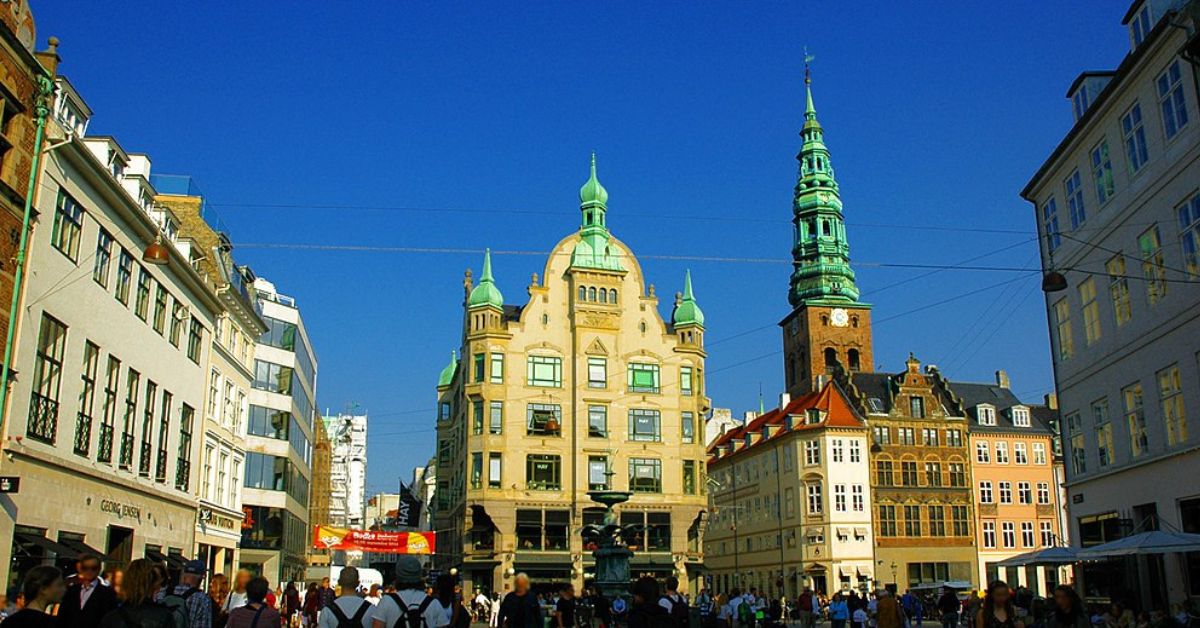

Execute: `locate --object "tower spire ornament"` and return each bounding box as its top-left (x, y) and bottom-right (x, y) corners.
top-left (571, 154), bottom-right (624, 271)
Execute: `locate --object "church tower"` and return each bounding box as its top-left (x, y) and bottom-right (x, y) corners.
top-left (780, 66), bottom-right (874, 396)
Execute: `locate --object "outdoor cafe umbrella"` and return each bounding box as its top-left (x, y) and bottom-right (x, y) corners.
top-left (997, 546), bottom-right (1079, 567)
top-left (1076, 530), bottom-right (1200, 559)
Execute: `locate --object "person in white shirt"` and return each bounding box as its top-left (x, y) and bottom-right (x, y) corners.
top-left (366, 584), bottom-right (382, 606)
top-left (372, 556), bottom-right (448, 628)
top-left (320, 567), bottom-right (375, 628)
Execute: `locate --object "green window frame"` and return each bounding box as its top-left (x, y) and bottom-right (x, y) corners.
top-left (134, 268), bottom-right (152, 320)
top-left (629, 458), bottom-right (662, 493)
top-left (473, 354), bottom-right (485, 383)
top-left (628, 363), bottom-right (660, 393)
top-left (152, 286), bottom-right (169, 335)
top-left (629, 409), bottom-right (661, 442)
top-left (588, 405), bottom-right (607, 438)
top-left (588, 456), bottom-right (609, 490)
top-left (93, 228), bottom-right (113, 287)
top-left (115, 249), bottom-right (133, 305)
top-left (489, 401), bottom-right (503, 435)
top-left (681, 411), bottom-right (695, 444)
top-left (527, 403), bottom-right (562, 436)
top-left (526, 454), bottom-right (561, 491)
top-left (490, 353), bottom-right (504, 384)
top-left (51, 191), bottom-right (84, 262)
top-left (680, 367), bottom-right (693, 396)
top-left (527, 355), bottom-right (562, 387)
top-left (472, 399), bottom-right (484, 434)
top-left (588, 357), bottom-right (607, 388)
top-left (471, 452), bottom-right (483, 489)
top-left (683, 460), bottom-right (696, 494)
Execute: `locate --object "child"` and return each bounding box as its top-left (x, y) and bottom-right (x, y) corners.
top-left (853, 606), bottom-right (869, 628)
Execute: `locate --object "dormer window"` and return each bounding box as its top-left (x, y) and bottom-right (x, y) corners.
top-left (1012, 406), bottom-right (1031, 428)
top-left (1072, 88), bottom-right (1090, 121)
top-left (806, 408), bottom-right (822, 425)
top-left (1129, 3), bottom-right (1152, 48)
top-left (978, 405), bottom-right (997, 426)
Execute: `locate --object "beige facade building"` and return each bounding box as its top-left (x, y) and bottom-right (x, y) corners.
top-left (432, 157), bottom-right (709, 595)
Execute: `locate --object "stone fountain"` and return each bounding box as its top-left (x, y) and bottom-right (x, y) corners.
top-left (583, 486), bottom-right (635, 606)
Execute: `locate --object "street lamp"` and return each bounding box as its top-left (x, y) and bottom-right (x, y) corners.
top-left (143, 234), bottom-right (170, 265)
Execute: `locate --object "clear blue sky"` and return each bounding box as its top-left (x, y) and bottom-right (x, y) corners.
top-left (33, 1), bottom-right (1131, 495)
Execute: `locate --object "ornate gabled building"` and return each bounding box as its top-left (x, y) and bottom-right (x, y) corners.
top-left (835, 358), bottom-right (977, 590)
top-left (433, 157), bottom-right (710, 596)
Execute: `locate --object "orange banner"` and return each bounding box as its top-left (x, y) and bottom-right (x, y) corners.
top-left (312, 526), bottom-right (436, 554)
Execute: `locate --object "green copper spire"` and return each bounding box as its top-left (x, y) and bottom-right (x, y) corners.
top-left (788, 63), bottom-right (863, 308)
top-left (672, 269), bottom-right (705, 328)
top-left (571, 154), bottom-right (624, 271)
top-left (437, 350), bottom-right (458, 387)
top-left (468, 249), bottom-right (504, 309)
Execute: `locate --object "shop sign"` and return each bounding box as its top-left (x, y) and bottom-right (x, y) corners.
top-left (0, 477), bottom-right (19, 493)
top-left (313, 525), bottom-right (436, 554)
top-left (198, 508), bottom-right (239, 531)
top-left (100, 499), bottom-right (142, 523)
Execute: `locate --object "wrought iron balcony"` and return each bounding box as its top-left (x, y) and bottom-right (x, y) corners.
top-left (119, 433), bottom-right (135, 470)
top-left (175, 458), bottom-right (190, 492)
top-left (74, 412), bottom-right (93, 456)
top-left (138, 442), bottom-right (152, 476)
top-left (97, 424), bottom-right (114, 462)
top-left (155, 449), bottom-right (168, 483)
top-left (26, 393), bottom-right (59, 444)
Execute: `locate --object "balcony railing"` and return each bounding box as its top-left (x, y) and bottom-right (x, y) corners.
top-left (175, 459), bottom-right (190, 492)
top-left (26, 393), bottom-right (59, 444)
top-left (97, 424), bottom-right (114, 462)
top-left (155, 449), bottom-right (168, 483)
top-left (74, 412), bottom-right (93, 456)
top-left (119, 433), bottom-right (135, 470)
top-left (138, 442), bottom-right (152, 476)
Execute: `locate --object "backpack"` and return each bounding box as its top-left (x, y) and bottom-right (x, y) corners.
top-left (738, 599), bottom-right (754, 623)
top-left (163, 587), bottom-right (202, 627)
top-left (665, 594), bottom-right (689, 627)
top-left (387, 592), bottom-right (437, 628)
top-left (329, 599), bottom-right (373, 628)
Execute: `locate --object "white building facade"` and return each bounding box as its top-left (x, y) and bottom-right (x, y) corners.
top-left (323, 411), bottom-right (367, 528)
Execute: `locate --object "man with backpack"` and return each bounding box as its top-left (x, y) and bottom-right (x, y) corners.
top-left (163, 560), bottom-right (213, 628)
top-left (320, 567), bottom-right (375, 628)
top-left (372, 556), bottom-right (447, 628)
top-left (658, 577), bottom-right (689, 628)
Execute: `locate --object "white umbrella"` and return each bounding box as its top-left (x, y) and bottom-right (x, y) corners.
top-left (997, 546), bottom-right (1079, 567)
top-left (1076, 530), bottom-right (1200, 559)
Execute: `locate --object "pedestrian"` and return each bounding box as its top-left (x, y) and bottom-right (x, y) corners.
top-left (697, 589), bottom-right (715, 628)
top-left (2, 565), bottom-right (65, 627)
top-left (98, 558), bottom-right (180, 628)
top-left (877, 591), bottom-right (905, 628)
top-left (367, 585), bottom-right (382, 607)
top-left (497, 574), bottom-right (541, 628)
top-left (163, 559), bottom-right (212, 628)
top-left (435, 574), bottom-right (470, 628)
top-left (628, 577), bottom-right (671, 628)
top-left (829, 593), bottom-right (850, 628)
top-left (224, 570), bottom-right (251, 615)
top-left (319, 578), bottom-right (336, 611)
top-left (304, 583), bottom-right (322, 627)
top-left (489, 593), bottom-right (502, 628)
top-left (588, 587), bottom-right (611, 628)
top-left (58, 554), bottom-right (119, 628)
top-left (225, 577), bottom-right (280, 628)
top-left (976, 582), bottom-right (1023, 628)
top-left (209, 573), bottom-right (231, 628)
top-left (371, 556), bottom-right (446, 628)
top-left (853, 605), bottom-right (869, 628)
top-left (938, 588), bottom-right (960, 628)
top-left (799, 587), bottom-right (816, 628)
top-left (284, 582), bottom-right (302, 624)
top-left (553, 584), bottom-right (578, 628)
top-left (319, 567), bottom-right (374, 628)
top-left (660, 577), bottom-right (689, 628)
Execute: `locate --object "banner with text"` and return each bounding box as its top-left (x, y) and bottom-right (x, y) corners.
top-left (313, 526), bottom-right (436, 554)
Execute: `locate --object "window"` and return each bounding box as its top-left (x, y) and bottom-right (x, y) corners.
top-left (588, 456), bottom-right (609, 491)
top-left (1042, 198), bottom-right (1061, 251)
top-left (983, 521), bottom-right (996, 548)
top-left (489, 401), bottom-right (503, 435)
top-left (999, 481), bottom-right (1014, 504)
top-left (1091, 139), bottom-right (1115, 204)
top-left (169, 302), bottom-right (185, 347)
top-left (27, 315), bottom-right (68, 443)
top-left (681, 412), bottom-right (695, 444)
top-left (1067, 411), bottom-right (1087, 475)
top-left (472, 399), bottom-right (484, 434)
top-left (904, 505), bottom-right (921, 537)
top-left (176, 404), bottom-right (194, 492)
top-left (1018, 482), bottom-right (1032, 504)
top-left (115, 249), bottom-right (133, 305)
top-left (187, 317), bottom-right (203, 364)
top-left (470, 452), bottom-right (483, 489)
top-left (922, 428), bottom-right (939, 446)
top-left (1073, 88), bottom-right (1090, 120)
top-left (1124, 382), bottom-right (1148, 457)
top-left (683, 460), bottom-right (697, 494)
top-left (897, 427), bottom-right (915, 445)
top-left (473, 354), bottom-right (485, 383)
top-left (489, 453), bottom-right (502, 488)
top-left (74, 341), bottom-right (100, 456)
top-left (878, 505), bottom-right (897, 537)
top-left (1130, 3), bottom-right (1152, 46)
top-left (832, 439), bottom-right (844, 462)
top-left (1122, 103), bottom-right (1149, 173)
top-left (588, 405), bottom-right (607, 438)
top-left (834, 484), bottom-right (847, 512)
top-left (1041, 521), bottom-right (1054, 547)
top-left (134, 268), bottom-right (152, 320)
top-left (1014, 442), bottom-right (1028, 464)
top-left (629, 458), bottom-right (662, 493)
top-left (526, 454), bottom-right (561, 491)
top-left (976, 441), bottom-right (991, 464)
top-left (627, 362), bottom-right (660, 393)
top-left (1106, 254), bottom-right (1133, 325)
top-left (949, 463), bottom-right (967, 487)
top-left (872, 426), bottom-right (891, 445)
top-left (980, 481), bottom-right (994, 504)
top-left (1075, 277), bottom-right (1102, 345)
top-left (139, 380), bottom-right (157, 476)
top-left (247, 405), bottom-right (291, 440)
top-left (1021, 521), bottom-right (1036, 547)
top-left (1065, 170), bottom-right (1086, 229)
top-left (93, 229), bottom-right (113, 287)
top-left (852, 484), bottom-right (864, 511)
top-left (978, 405), bottom-right (996, 426)
top-left (1178, 193), bottom-right (1200, 278)
top-left (1158, 61), bottom-right (1189, 139)
top-left (849, 440), bottom-right (862, 462)
top-left (152, 286), bottom-right (168, 335)
top-left (1033, 442), bottom-right (1047, 465)
top-left (1002, 522), bottom-right (1016, 548)
top-left (925, 461), bottom-right (942, 487)
top-left (804, 440), bottom-right (820, 465)
top-left (806, 483), bottom-right (823, 515)
top-left (945, 429), bottom-right (963, 448)
top-left (527, 355), bottom-right (562, 387)
top-left (489, 353), bottom-right (504, 384)
top-left (51, 191), bottom-right (84, 261)
top-left (526, 403), bottom-right (562, 436)
top-left (629, 409), bottom-right (661, 442)
top-left (1054, 299), bottom-right (1074, 360)
top-left (1158, 364), bottom-right (1187, 446)
top-left (253, 361), bottom-right (293, 394)
top-left (1037, 482), bottom-right (1051, 505)
top-left (928, 506), bottom-right (946, 537)
top-left (1139, 227), bottom-right (1168, 305)
top-left (901, 460), bottom-right (918, 486)
top-left (952, 506), bottom-right (970, 536)
top-left (587, 357), bottom-right (606, 388)
top-left (909, 396), bottom-right (925, 418)
top-left (876, 459), bottom-right (894, 486)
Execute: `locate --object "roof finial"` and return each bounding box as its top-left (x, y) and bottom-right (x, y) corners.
top-left (803, 47), bottom-right (817, 116)
top-left (758, 383), bottom-right (765, 415)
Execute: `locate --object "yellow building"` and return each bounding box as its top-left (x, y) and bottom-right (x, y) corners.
top-left (432, 157), bottom-right (709, 595)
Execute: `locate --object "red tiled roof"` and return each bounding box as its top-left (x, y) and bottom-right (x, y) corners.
top-left (707, 382), bottom-right (863, 459)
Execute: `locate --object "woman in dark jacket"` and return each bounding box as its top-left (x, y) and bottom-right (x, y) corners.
top-left (627, 577), bottom-right (671, 628)
top-left (1044, 586), bottom-right (1089, 628)
top-left (98, 559), bottom-right (181, 628)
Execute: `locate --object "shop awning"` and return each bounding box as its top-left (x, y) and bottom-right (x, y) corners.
top-left (854, 527), bottom-right (868, 538)
top-left (58, 537), bottom-right (103, 557)
top-left (13, 532), bottom-right (80, 558)
top-left (165, 554), bottom-right (188, 570)
top-left (856, 564), bottom-right (874, 579)
top-left (145, 548), bottom-right (175, 566)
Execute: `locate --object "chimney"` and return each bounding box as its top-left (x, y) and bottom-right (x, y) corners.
top-left (1043, 393), bottom-right (1058, 410)
top-left (36, 37), bottom-right (60, 75)
top-left (779, 393), bottom-right (791, 408)
top-left (995, 370), bottom-right (1010, 389)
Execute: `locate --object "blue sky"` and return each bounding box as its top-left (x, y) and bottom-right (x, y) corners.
top-left (33, 1), bottom-right (1131, 495)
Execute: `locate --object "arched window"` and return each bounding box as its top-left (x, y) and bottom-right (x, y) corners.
top-left (542, 313), bottom-right (549, 325)
top-left (822, 220), bottom-right (831, 236)
top-left (824, 348), bottom-right (837, 371)
top-left (639, 321), bottom-right (647, 333)
top-left (599, 288), bottom-right (607, 304)
top-left (609, 288), bottom-right (617, 303)
top-left (848, 349), bottom-right (861, 371)
top-left (578, 286), bottom-right (587, 301)
top-left (851, 316), bottom-right (859, 328)
top-left (588, 287), bottom-right (597, 301)
top-left (821, 315), bottom-right (829, 326)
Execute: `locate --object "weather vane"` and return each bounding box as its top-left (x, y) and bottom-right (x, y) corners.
top-left (804, 46), bottom-right (816, 84)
